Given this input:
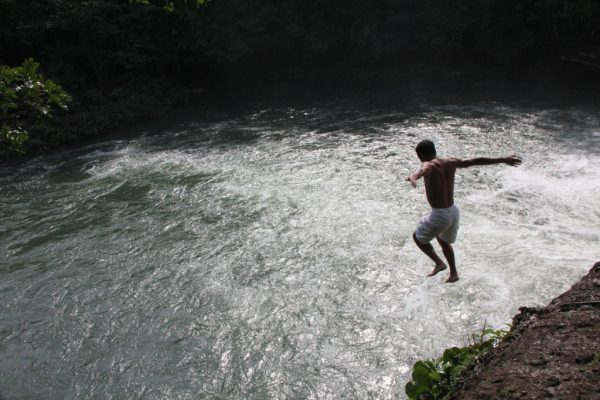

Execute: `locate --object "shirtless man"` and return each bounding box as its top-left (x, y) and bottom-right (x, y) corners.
top-left (406, 140), bottom-right (522, 283)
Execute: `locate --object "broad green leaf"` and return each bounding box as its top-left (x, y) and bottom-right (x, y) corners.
top-left (411, 361), bottom-right (432, 382)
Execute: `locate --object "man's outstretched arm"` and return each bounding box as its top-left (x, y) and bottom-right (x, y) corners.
top-left (454, 155), bottom-right (522, 168)
top-left (405, 162), bottom-right (435, 187)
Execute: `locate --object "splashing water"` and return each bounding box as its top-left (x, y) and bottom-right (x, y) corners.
top-left (1, 95), bottom-right (599, 399)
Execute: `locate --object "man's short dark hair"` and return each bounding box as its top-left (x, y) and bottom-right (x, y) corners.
top-left (416, 140), bottom-right (436, 157)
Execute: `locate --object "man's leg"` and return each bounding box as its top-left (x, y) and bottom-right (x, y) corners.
top-left (436, 236), bottom-right (458, 283)
top-left (413, 233), bottom-right (447, 276)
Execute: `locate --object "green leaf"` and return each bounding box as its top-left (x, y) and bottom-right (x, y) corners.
top-left (442, 347), bottom-right (462, 363)
top-left (405, 381), bottom-right (419, 397)
top-left (412, 361), bottom-right (432, 382)
top-left (428, 370), bottom-right (442, 383)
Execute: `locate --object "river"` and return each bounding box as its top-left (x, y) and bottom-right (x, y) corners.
top-left (1, 85), bottom-right (599, 399)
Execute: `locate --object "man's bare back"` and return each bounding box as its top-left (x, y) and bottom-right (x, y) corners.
top-left (421, 158), bottom-right (457, 208)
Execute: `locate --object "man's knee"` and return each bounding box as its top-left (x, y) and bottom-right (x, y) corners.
top-left (414, 232), bottom-right (430, 246)
top-left (436, 236), bottom-right (451, 247)
top-left (413, 232), bottom-right (423, 244)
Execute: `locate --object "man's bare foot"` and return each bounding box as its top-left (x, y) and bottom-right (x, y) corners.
top-left (445, 274), bottom-right (459, 283)
top-left (427, 263), bottom-right (447, 277)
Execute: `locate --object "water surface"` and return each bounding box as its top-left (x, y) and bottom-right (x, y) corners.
top-left (1, 90), bottom-right (599, 399)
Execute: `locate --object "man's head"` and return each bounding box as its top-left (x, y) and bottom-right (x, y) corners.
top-left (415, 140), bottom-right (436, 161)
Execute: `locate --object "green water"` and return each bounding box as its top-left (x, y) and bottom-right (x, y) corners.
top-left (1, 93), bottom-right (599, 399)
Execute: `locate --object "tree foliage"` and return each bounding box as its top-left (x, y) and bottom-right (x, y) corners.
top-left (0, 58), bottom-right (71, 154)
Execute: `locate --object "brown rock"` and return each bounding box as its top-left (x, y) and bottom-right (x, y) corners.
top-left (449, 262), bottom-right (600, 400)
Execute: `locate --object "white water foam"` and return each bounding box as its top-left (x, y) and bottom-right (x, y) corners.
top-left (1, 102), bottom-right (599, 399)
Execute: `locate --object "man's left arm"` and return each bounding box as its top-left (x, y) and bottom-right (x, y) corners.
top-left (453, 155), bottom-right (522, 168)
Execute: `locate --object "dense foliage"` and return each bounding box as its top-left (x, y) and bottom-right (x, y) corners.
top-left (2, 0), bottom-right (599, 89)
top-left (0, 58), bottom-right (71, 154)
top-left (0, 0), bottom-right (599, 154)
top-left (405, 327), bottom-right (508, 400)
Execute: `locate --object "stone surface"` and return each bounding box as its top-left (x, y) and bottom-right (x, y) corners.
top-left (450, 262), bottom-right (600, 400)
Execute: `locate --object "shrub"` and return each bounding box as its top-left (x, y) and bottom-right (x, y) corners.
top-left (405, 326), bottom-right (508, 400)
top-left (0, 58), bottom-right (71, 155)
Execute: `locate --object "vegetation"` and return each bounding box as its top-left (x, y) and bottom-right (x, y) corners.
top-left (405, 326), bottom-right (509, 400)
top-left (0, 58), bottom-right (71, 154)
top-left (0, 0), bottom-right (599, 155)
top-left (588, 352), bottom-right (600, 367)
top-left (3, 0), bottom-right (598, 88)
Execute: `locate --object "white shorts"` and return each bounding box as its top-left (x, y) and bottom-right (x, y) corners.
top-left (415, 205), bottom-right (460, 244)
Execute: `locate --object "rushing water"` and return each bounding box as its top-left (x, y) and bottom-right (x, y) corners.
top-left (1, 88), bottom-right (599, 399)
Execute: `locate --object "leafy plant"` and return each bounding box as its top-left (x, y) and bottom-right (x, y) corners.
top-left (0, 58), bottom-right (71, 154)
top-left (405, 325), bottom-right (508, 400)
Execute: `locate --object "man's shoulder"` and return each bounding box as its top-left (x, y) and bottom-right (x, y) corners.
top-left (440, 157), bottom-right (461, 162)
top-left (439, 157), bottom-right (463, 167)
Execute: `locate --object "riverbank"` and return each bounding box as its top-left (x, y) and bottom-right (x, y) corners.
top-left (450, 262), bottom-right (600, 399)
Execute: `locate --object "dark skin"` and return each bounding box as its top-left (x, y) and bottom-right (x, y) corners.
top-left (406, 152), bottom-right (522, 283)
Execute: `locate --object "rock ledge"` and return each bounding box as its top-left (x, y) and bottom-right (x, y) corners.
top-left (450, 262), bottom-right (600, 400)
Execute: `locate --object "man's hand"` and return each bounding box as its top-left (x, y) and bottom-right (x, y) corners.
top-left (503, 155), bottom-right (522, 167)
top-left (406, 175), bottom-right (417, 188)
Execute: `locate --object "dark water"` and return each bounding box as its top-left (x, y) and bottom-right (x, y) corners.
top-left (1, 89), bottom-right (599, 399)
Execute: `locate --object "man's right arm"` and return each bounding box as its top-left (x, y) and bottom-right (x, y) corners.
top-left (405, 161), bottom-right (435, 187)
top-left (453, 155), bottom-right (522, 168)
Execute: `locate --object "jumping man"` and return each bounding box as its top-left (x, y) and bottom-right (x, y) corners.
top-left (406, 140), bottom-right (522, 283)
